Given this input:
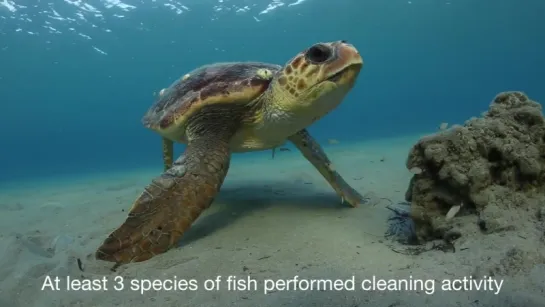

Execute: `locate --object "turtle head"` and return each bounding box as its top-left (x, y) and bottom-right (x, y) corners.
top-left (268, 40), bottom-right (363, 126)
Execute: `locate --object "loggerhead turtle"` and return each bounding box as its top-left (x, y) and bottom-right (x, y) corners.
top-left (96, 40), bottom-right (365, 264)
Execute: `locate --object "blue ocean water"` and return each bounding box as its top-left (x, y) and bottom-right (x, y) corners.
top-left (0, 0), bottom-right (543, 184)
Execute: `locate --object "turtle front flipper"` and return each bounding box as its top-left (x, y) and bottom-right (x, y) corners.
top-left (289, 129), bottom-right (364, 207)
top-left (96, 134), bottom-right (232, 264)
top-left (162, 137), bottom-right (174, 171)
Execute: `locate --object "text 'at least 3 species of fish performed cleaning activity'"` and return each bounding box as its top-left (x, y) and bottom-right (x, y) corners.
top-left (41, 275), bottom-right (504, 295)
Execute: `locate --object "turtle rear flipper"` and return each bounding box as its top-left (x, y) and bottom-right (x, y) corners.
top-left (96, 129), bottom-right (233, 263)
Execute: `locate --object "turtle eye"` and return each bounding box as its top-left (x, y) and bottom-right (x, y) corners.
top-left (305, 44), bottom-right (332, 64)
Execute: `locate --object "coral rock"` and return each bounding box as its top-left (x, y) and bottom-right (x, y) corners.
top-left (405, 91), bottom-right (545, 242)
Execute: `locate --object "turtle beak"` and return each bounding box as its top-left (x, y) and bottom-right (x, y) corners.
top-left (336, 41), bottom-right (363, 68)
top-left (325, 42), bottom-right (363, 85)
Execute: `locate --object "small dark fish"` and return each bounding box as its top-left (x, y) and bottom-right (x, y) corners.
top-left (77, 258), bottom-right (84, 272)
top-left (111, 263), bottom-right (121, 272)
top-left (272, 147), bottom-right (291, 159)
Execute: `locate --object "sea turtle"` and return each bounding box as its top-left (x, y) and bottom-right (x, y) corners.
top-left (96, 40), bottom-right (365, 264)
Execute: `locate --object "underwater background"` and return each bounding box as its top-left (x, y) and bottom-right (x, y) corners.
top-left (0, 0), bottom-right (543, 183)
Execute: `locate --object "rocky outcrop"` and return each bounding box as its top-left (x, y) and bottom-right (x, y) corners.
top-left (404, 91), bottom-right (545, 242)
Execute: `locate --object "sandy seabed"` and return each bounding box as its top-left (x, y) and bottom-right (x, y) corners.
top-left (0, 134), bottom-right (544, 307)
